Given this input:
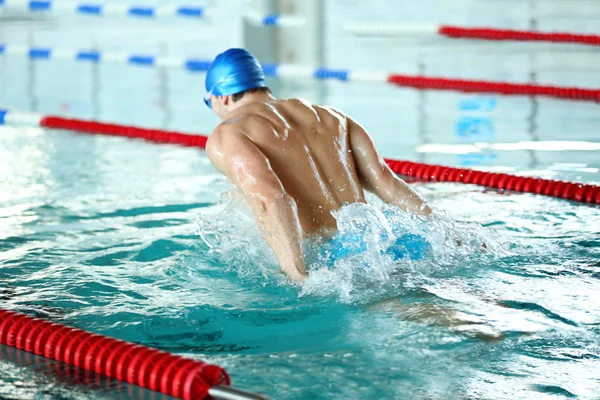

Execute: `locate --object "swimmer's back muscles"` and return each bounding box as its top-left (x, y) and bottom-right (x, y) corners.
top-left (345, 112), bottom-right (431, 217)
top-left (206, 101), bottom-right (430, 281)
top-left (203, 48), bottom-right (430, 281)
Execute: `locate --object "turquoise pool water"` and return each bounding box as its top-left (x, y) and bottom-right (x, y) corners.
top-left (1, 120), bottom-right (599, 399)
top-left (2, 1), bottom-right (600, 396)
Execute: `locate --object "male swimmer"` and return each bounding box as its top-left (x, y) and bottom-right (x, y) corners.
top-left (204, 48), bottom-right (431, 281)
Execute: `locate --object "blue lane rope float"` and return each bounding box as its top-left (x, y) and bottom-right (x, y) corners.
top-left (0, 44), bottom-right (598, 102)
top-left (1, 1), bottom-right (205, 18)
top-left (0, 1), bottom-right (303, 26)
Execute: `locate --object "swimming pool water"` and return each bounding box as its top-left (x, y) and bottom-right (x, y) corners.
top-left (0, 123), bottom-right (599, 399)
top-left (2, 0), bottom-right (600, 397)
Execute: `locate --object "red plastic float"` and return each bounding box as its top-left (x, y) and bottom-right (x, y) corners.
top-left (36, 115), bottom-right (600, 205)
top-left (386, 74), bottom-right (600, 103)
top-left (384, 160), bottom-right (600, 204)
top-left (0, 309), bottom-right (229, 400)
top-left (438, 25), bottom-right (600, 47)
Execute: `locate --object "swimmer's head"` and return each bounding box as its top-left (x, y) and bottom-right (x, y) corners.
top-left (204, 48), bottom-right (272, 118)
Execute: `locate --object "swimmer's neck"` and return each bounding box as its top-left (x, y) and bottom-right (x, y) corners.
top-left (221, 92), bottom-right (277, 120)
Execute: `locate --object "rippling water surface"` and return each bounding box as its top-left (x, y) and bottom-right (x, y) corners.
top-left (1, 126), bottom-right (599, 399)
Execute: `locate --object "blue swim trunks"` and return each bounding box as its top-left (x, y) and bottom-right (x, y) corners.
top-left (320, 231), bottom-right (431, 264)
top-left (312, 205), bottom-right (431, 269)
top-left (317, 223), bottom-right (431, 271)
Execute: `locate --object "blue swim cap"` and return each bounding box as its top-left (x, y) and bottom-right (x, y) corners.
top-left (204, 48), bottom-right (266, 109)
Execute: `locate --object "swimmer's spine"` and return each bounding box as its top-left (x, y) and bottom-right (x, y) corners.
top-left (1, 107), bottom-right (598, 205)
top-left (0, 44), bottom-right (599, 103)
top-left (0, 309), bottom-right (229, 400)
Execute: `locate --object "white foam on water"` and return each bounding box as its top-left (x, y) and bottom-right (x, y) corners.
top-left (196, 189), bottom-right (505, 303)
top-left (301, 197), bottom-right (505, 303)
top-left (196, 189), bottom-right (281, 283)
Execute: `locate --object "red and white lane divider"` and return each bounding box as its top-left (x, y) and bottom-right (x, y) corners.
top-left (1, 108), bottom-right (598, 204)
top-left (344, 22), bottom-right (600, 47)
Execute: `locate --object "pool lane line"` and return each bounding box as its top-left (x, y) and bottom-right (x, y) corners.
top-left (0, 44), bottom-right (598, 103)
top-left (0, 1), bottom-right (303, 27)
top-left (344, 23), bottom-right (600, 47)
top-left (1, 107), bottom-right (598, 205)
top-left (0, 309), bottom-right (269, 400)
top-left (1, 2), bottom-right (596, 42)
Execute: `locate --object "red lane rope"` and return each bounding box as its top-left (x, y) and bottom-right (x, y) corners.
top-left (439, 25), bottom-right (600, 47)
top-left (41, 117), bottom-right (208, 148)
top-left (386, 74), bottom-right (600, 103)
top-left (0, 309), bottom-right (230, 400)
top-left (39, 115), bottom-right (600, 204)
top-left (385, 160), bottom-right (600, 204)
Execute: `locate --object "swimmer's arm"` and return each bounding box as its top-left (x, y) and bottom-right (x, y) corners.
top-left (347, 116), bottom-right (432, 217)
top-left (206, 130), bottom-right (308, 282)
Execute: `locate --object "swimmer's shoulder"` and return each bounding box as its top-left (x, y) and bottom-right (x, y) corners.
top-left (206, 120), bottom-right (262, 167)
top-left (206, 124), bottom-right (232, 158)
top-left (210, 113), bottom-right (271, 146)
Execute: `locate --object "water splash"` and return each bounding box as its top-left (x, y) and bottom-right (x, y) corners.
top-left (301, 199), bottom-right (503, 304)
top-left (196, 191), bottom-right (505, 303)
top-left (195, 189), bottom-right (281, 283)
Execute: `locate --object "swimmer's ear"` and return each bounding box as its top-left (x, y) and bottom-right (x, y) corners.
top-left (222, 95), bottom-right (230, 106)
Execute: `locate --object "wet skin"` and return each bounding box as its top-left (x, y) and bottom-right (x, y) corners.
top-left (206, 93), bottom-right (430, 281)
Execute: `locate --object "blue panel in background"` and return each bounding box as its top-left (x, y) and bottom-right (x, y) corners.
top-left (0, 44), bottom-right (5, 55)
top-left (177, 7), bottom-right (204, 18)
top-left (457, 152), bottom-right (497, 166)
top-left (455, 116), bottom-right (495, 141)
top-left (458, 96), bottom-right (497, 112)
top-left (0, 109), bottom-right (7, 125)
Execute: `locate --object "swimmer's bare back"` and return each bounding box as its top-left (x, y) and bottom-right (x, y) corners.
top-left (206, 98), bottom-right (431, 281)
